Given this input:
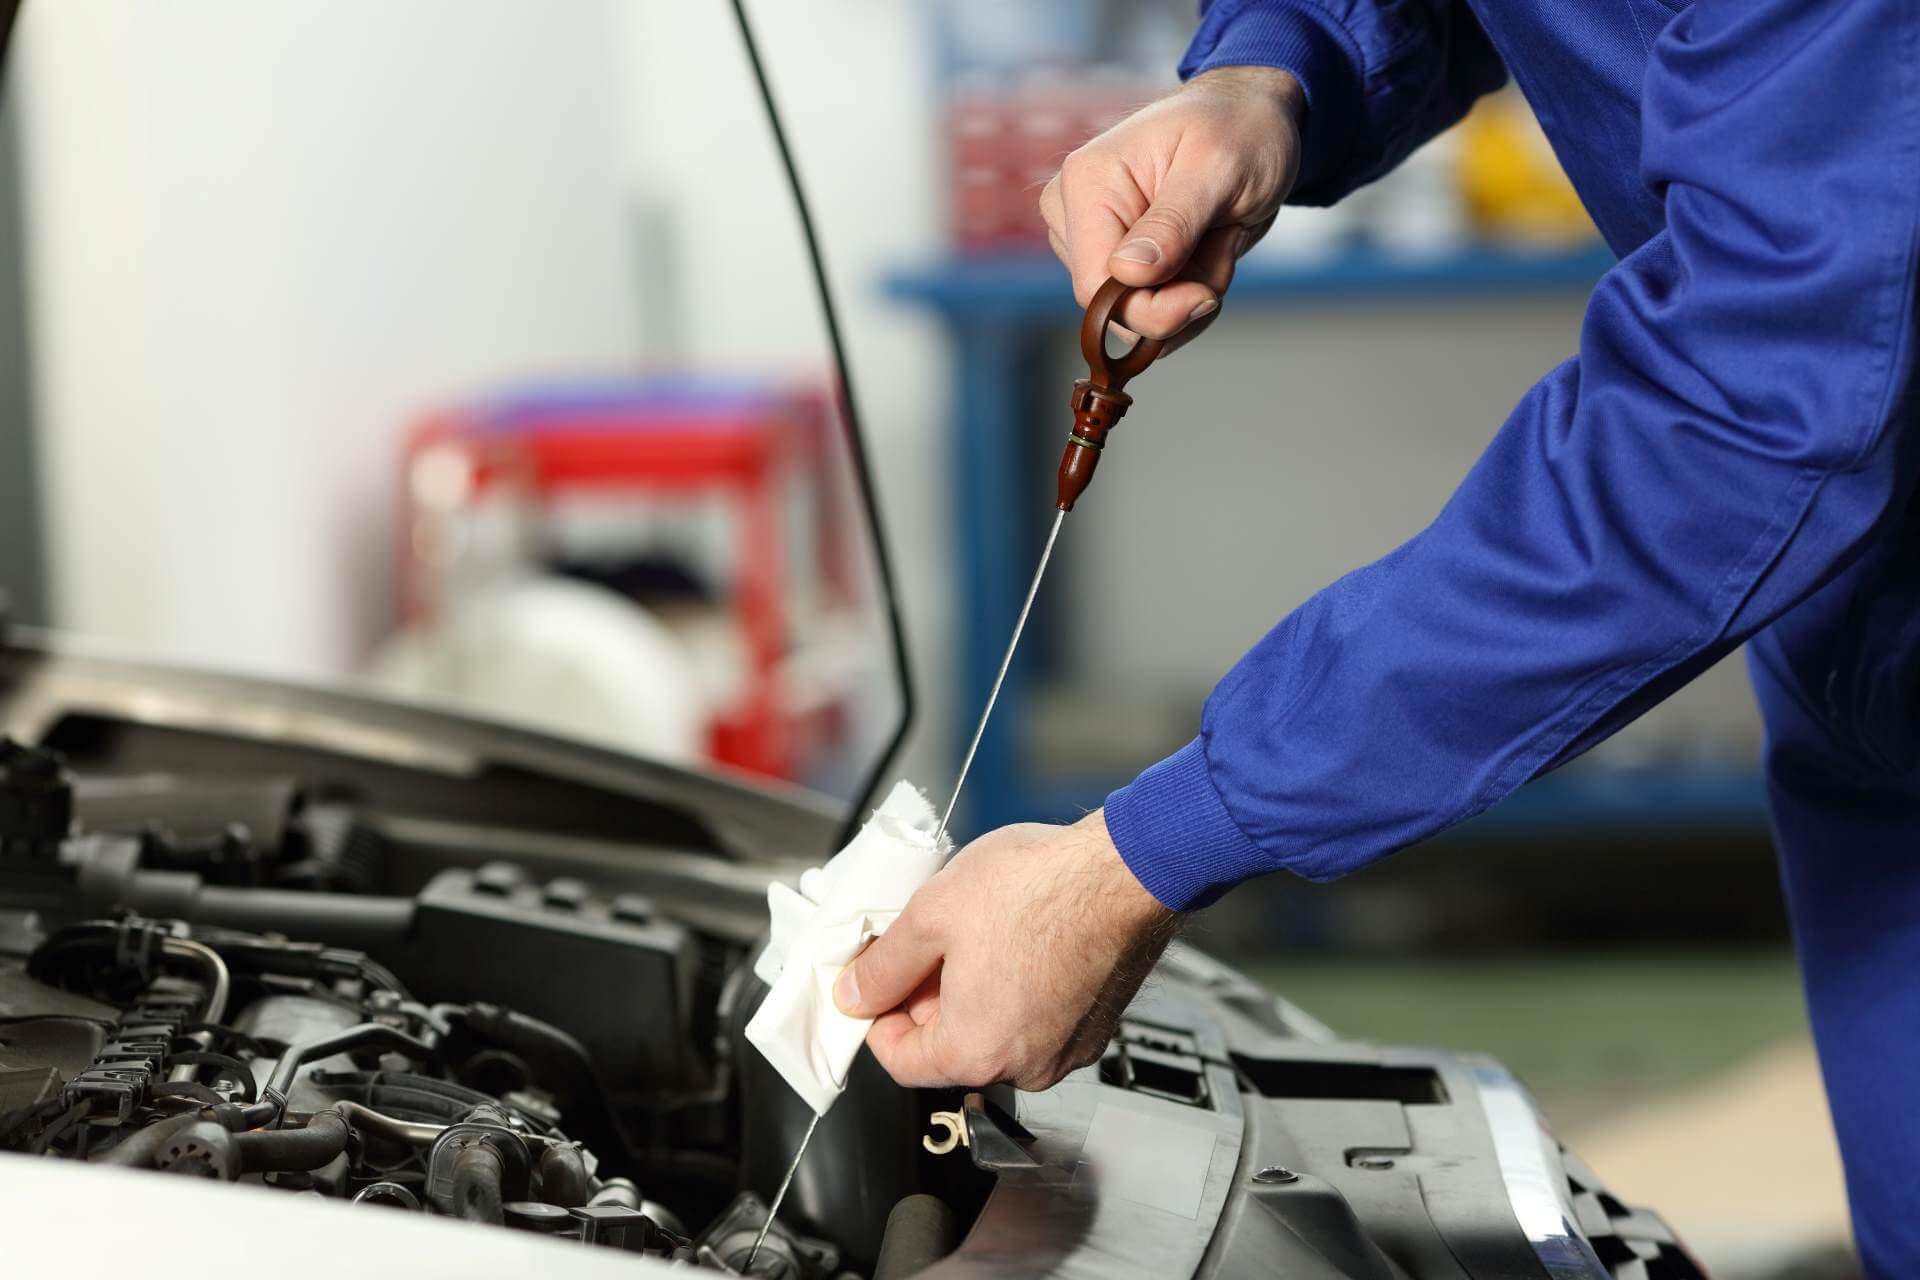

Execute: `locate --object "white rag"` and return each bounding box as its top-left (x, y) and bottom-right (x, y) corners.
top-left (746, 780), bottom-right (950, 1115)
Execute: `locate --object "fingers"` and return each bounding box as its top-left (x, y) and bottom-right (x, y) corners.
top-left (866, 1007), bottom-right (1011, 1090)
top-left (1041, 69), bottom-right (1304, 344)
top-left (1056, 161), bottom-right (1133, 308)
top-left (834, 897), bottom-right (946, 1019)
top-left (1157, 224), bottom-right (1241, 356)
top-left (1237, 212), bottom-right (1277, 259)
top-left (865, 1009), bottom-right (957, 1088)
top-left (1048, 150), bottom-right (1210, 334)
top-left (863, 972), bottom-right (956, 1087)
top-left (1058, 188), bottom-right (1231, 341)
top-left (903, 969), bottom-right (942, 1026)
top-left (852, 819), bottom-right (1176, 1096)
top-left (1056, 144), bottom-right (1236, 340)
top-left (1040, 174), bottom-right (1066, 264)
top-left (1105, 152), bottom-right (1224, 288)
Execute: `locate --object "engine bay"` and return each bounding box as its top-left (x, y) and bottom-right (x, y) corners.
top-left (0, 646), bottom-right (1715, 1280)
top-left (0, 735), bottom-right (982, 1278)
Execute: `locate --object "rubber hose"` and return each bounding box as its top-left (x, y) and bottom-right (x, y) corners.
top-left (97, 1112), bottom-right (204, 1168)
top-left (331, 1100), bottom-right (443, 1149)
top-left (451, 1143), bottom-right (507, 1225)
top-left (233, 1110), bottom-right (351, 1174)
top-left (873, 1194), bottom-right (957, 1280)
top-left (457, 1005), bottom-right (620, 1148)
top-left (589, 1177), bottom-right (641, 1209)
top-left (311, 1071), bottom-right (507, 1125)
top-left (206, 1100), bottom-right (277, 1132)
top-left (263, 1024), bottom-right (435, 1114)
top-left (536, 1142), bottom-right (591, 1209)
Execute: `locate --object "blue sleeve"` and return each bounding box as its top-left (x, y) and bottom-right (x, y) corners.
top-left (1109, 0), bottom-right (1920, 910)
top-left (1179, 0), bottom-right (1506, 205)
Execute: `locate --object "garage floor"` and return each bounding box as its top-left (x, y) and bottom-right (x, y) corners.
top-left (1249, 950), bottom-right (1856, 1279)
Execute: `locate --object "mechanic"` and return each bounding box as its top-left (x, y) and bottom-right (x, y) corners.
top-left (834, 0), bottom-right (1920, 1271)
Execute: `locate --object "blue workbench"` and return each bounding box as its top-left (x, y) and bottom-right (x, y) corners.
top-left (885, 242), bottom-right (1772, 840)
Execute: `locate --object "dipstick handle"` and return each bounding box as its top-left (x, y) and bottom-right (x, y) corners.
top-left (1057, 277), bottom-right (1219, 511)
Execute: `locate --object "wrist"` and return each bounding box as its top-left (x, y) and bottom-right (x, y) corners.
top-left (1073, 809), bottom-right (1177, 932)
top-left (1178, 2), bottom-right (1362, 205)
top-left (1185, 65), bottom-right (1306, 129)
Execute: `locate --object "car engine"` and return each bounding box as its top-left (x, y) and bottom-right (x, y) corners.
top-left (0, 737), bottom-right (972, 1278)
top-left (0, 643), bottom-right (1716, 1280)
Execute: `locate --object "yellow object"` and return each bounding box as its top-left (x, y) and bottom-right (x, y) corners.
top-left (1456, 90), bottom-right (1596, 245)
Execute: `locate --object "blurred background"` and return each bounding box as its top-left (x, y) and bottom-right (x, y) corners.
top-left (0, 2), bottom-right (1850, 1275)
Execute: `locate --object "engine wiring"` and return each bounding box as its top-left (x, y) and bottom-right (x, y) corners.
top-left (2, 916), bottom-right (722, 1263)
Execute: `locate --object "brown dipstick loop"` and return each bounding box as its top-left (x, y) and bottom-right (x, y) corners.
top-left (1059, 277), bottom-right (1218, 511)
top-left (1079, 277), bottom-right (1166, 390)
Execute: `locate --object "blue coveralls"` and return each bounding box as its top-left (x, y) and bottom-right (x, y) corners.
top-left (1097, 0), bottom-right (1920, 1270)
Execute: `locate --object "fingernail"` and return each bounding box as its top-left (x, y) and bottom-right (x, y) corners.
top-left (833, 965), bottom-right (860, 1013)
top-left (1187, 298), bottom-right (1219, 324)
top-left (1114, 238), bottom-right (1161, 265)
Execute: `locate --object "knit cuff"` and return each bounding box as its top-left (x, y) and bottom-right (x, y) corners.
top-left (1103, 737), bottom-right (1272, 911)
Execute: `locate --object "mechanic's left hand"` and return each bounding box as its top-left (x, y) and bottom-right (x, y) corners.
top-left (833, 811), bottom-right (1180, 1091)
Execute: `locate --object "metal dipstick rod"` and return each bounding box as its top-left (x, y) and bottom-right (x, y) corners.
top-left (746, 1110), bottom-right (820, 1272)
top-left (937, 276), bottom-right (1192, 845)
top-left (751, 277), bottom-right (1205, 1274)
top-left (936, 508), bottom-right (1065, 846)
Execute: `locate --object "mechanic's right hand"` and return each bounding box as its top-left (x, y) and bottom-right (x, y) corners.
top-left (832, 812), bottom-right (1178, 1093)
top-left (1040, 66), bottom-right (1305, 346)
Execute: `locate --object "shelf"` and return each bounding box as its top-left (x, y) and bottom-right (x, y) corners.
top-left (886, 240), bottom-right (1616, 322)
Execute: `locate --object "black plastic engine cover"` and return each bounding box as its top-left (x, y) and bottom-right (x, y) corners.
top-left (403, 864), bottom-right (699, 1093)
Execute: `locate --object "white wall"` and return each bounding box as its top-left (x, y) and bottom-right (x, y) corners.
top-left (14, 0), bottom-right (641, 676)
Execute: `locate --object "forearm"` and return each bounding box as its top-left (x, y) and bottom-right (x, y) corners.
top-left (1110, 355), bottom-right (1912, 909)
top-left (1114, 0), bottom-right (1920, 910)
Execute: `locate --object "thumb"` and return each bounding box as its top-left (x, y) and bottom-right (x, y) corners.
top-left (1109, 161), bottom-right (1225, 287)
top-left (834, 907), bottom-right (943, 1018)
